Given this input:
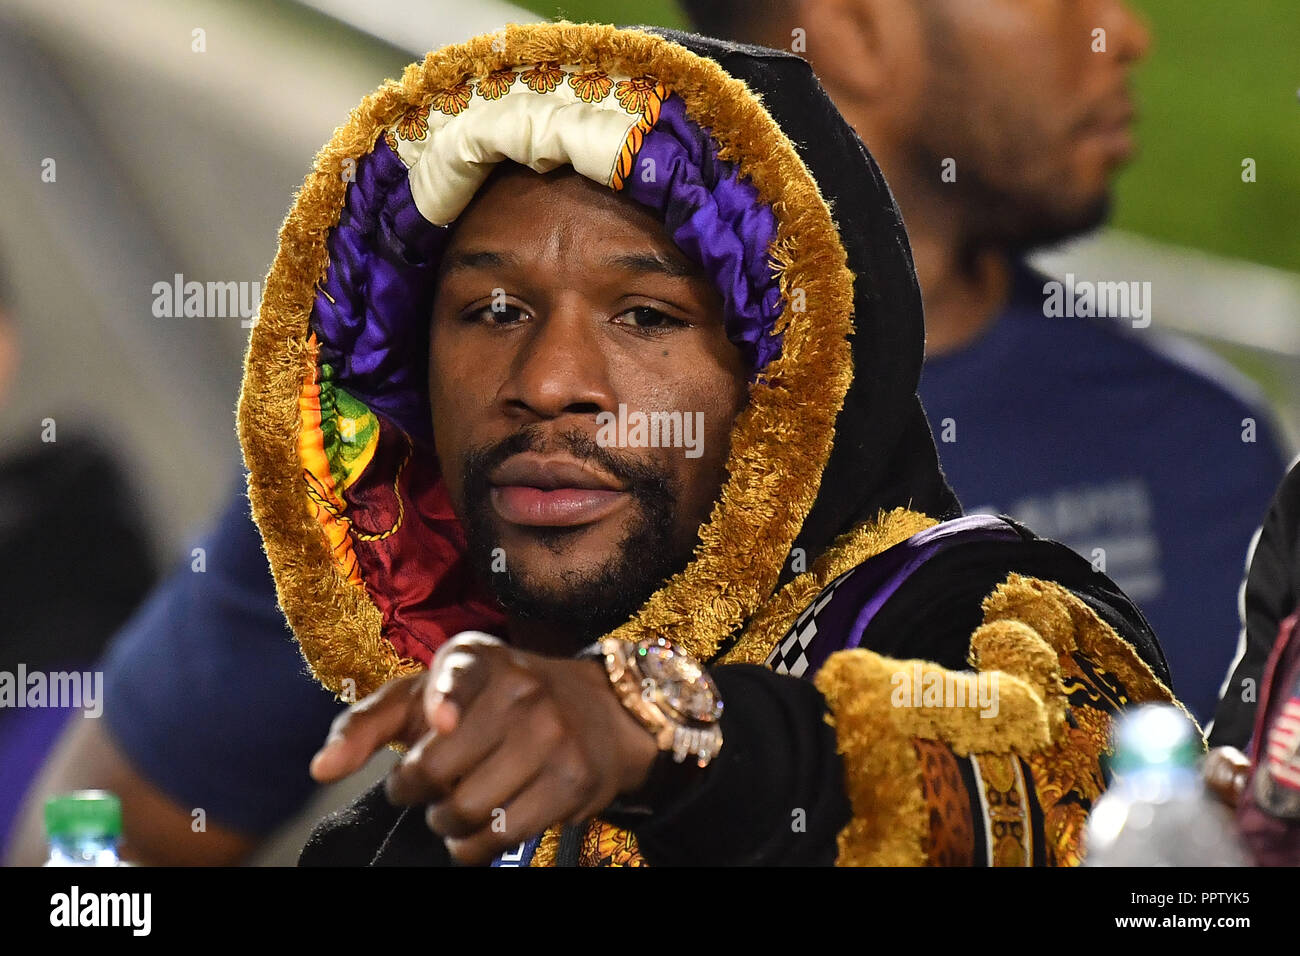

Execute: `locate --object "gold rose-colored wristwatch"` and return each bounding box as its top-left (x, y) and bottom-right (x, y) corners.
top-left (581, 636), bottom-right (724, 768)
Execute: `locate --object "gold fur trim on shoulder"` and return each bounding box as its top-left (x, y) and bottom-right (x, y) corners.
top-left (237, 22), bottom-right (856, 694)
top-left (814, 649), bottom-right (1051, 866)
top-left (975, 573), bottom-right (1187, 727)
top-left (968, 619), bottom-right (1068, 738)
top-left (814, 572), bottom-right (1182, 866)
top-left (720, 508), bottom-right (937, 666)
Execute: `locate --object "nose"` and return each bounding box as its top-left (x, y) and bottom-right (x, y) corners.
top-left (496, 299), bottom-right (617, 424)
top-left (1106, 0), bottom-right (1152, 65)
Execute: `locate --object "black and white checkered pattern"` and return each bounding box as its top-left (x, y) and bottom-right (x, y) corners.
top-left (766, 566), bottom-right (860, 677)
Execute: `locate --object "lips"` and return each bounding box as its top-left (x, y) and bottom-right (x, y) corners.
top-left (1081, 94), bottom-right (1137, 157)
top-left (488, 455), bottom-right (629, 528)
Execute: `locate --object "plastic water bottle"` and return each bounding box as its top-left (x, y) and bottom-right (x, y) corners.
top-left (43, 790), bottom-right (125, 866)
top-left (1083, 704), bottom-right (1249, 866)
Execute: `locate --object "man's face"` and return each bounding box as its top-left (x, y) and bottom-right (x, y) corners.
top-left (428, 165), bottom-right (749, 645)
top-left (892, 0), bottom-right (1150, 248)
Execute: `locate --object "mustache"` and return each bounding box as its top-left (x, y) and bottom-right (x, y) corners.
top-left (460, 425), bottom-right (678, 507)
top-left (458, 425), bottom-right (684, 643)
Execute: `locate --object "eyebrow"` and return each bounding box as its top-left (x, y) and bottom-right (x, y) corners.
top-left (437, 248), bottom-right (703, 282)
top-left (601, 251), bottom-right (703, 280)
top-left (438, 249), bottom-right (519, 278)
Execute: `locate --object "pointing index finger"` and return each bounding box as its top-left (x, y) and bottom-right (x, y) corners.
top-left (309, 673), bottom-right (425, 783)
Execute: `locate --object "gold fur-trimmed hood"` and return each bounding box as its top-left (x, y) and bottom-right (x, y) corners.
top-left (236, 22), bottom-right (960, 699)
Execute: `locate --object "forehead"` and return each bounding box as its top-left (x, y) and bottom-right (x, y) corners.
top-left (444, 164), bottom-right (679, 254)
top-left (436, 166), bottom-right (709, 293)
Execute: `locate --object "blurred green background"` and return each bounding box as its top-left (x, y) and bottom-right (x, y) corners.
top-left (514, 0), bottom-right (1300, 274)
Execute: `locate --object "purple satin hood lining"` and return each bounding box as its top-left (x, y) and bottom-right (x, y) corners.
top-left (619, 96), bottom-right (783, 371)
top-left (312, 142), bottom-right (444, 442)
top-left (309, 92), bottom-right (782, 440)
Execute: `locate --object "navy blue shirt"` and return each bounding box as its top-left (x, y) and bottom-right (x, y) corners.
top-left (920, 263), bottom-right (1290, 723)
top-left (101, 487), bottom-right (343, 836)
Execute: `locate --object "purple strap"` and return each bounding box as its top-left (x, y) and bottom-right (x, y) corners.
top-left (770, 516), bottom-right (1021, 677)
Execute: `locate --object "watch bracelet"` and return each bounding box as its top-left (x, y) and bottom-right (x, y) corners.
top-left (578, 638), bottom-right (720, 818)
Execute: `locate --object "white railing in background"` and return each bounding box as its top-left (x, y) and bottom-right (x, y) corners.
top-left (1034, 230), bottom-right (1300, 451)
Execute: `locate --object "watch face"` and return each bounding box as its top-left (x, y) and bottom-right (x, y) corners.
top-left (637, 641), bottom-right (723, 724)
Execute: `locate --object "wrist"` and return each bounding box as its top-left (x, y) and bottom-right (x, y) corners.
top-left (616, 710), bottom-right (661, 797)
top-left (576, 636), bottom-right (724, 800)
top-left (576, 658), bottom-right (659, 795)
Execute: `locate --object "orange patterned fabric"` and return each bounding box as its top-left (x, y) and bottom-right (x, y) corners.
top-left (568, 69), bottom-right (614, 103)
top-left (915, 739), bottom-right (975, 866)
top-left (429, 82), bottom-right (473, 116)
top-left (476, 69), bottom-right (517, 101)
top-left (579, 821), bottom-right (646, 867)
top-left (610, 80), bottom-right (669, 191)
top-left (297, 339), bottom-right (362, 586)
top-left (1025, 652), bottom-right (1123, 866)
top-left (520, 61), bottom-right (564, 94)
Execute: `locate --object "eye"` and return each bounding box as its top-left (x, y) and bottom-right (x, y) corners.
top-left (462, 303), bottom-right (529, 326)
top-left (612, 306), bottom-right (689, 331)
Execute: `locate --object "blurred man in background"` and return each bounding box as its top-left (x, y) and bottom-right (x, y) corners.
top-left (8, 0), bottom-right (1287, 865)
top-left (0, 257), bottom-right (156, 852)
top-left (682, 0), bottom-right (1288, 726)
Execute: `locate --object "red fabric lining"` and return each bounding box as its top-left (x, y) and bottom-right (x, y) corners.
top-left (344, 417), bottom-right (506, 665)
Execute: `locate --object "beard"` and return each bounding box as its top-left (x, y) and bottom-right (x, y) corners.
top-left (907, 137), bottom-right (1113, 257)
top-left (458, 425), bottom-right (687, 648)
top-left (960, 165), bottom-right (1111, 256)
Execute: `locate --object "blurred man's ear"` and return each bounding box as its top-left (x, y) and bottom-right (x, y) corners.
top-left (798, 0), bottom-right (887, 100)
top-left (799, 0), bottom-right (927, 106)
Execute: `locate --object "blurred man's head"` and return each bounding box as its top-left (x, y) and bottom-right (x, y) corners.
top-left (682, 0), bottom-right (1150, 252)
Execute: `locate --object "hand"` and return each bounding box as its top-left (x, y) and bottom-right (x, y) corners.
top-left (1203, 746), bottom-right (1251, 809)
top-left (309, 632), bottom-right (660, 865)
